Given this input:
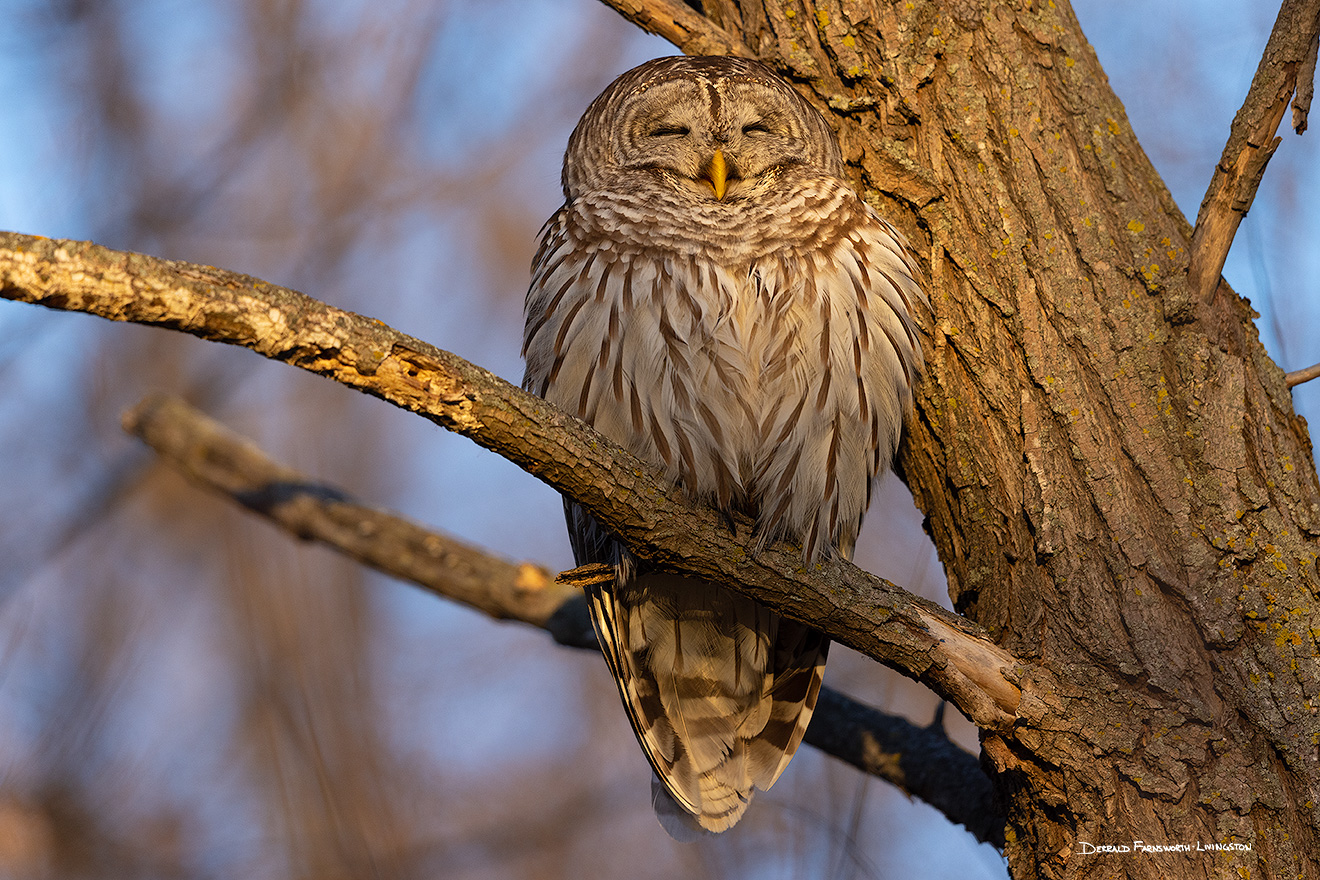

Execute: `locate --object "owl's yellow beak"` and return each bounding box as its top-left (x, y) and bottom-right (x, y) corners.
top-left (702, 149), bottom-right (728, 200)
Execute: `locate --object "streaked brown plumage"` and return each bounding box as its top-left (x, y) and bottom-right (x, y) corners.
top-left (523, 55), bottom-right (923, 835)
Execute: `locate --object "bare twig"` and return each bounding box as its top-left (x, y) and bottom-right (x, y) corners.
top-left (122, 392), bottom-right (1004, 846)
top-left (1188, 0), bottom-right (1320, 304)
top-left (597, 0), bottom-right (752, 56)
top-left (0, 232), bottom-right (1022, 727)
top-left (1286, 361), bottom-right (1320, 387)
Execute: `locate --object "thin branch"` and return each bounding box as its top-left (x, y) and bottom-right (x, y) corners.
top-left (597, 0), bottom-right (752, 56)
top-left (122, 393), bottom-right (1004, 846)
top-left (122, 394), bottom-right (577, 628)
top-left (1188, 0), bottom-right (1320, 304)
top-left (0, 232), bottom-right (1022, 728)
top-left (1286, 361), bottom-right (1320, 387)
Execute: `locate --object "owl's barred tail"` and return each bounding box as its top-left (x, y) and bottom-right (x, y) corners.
top-left (651, 777), bottom-right (713, 841)
top-left (586, 571), bottom-right (828, 836)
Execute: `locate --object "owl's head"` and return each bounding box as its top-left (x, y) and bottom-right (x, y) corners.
top-left (562, 56), bottom-right (846, 204)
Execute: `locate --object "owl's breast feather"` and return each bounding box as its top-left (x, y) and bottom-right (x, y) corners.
top-left (569, 173), bottom-right (861, 264)
top-left (526, 183), bottom-right (923, 561)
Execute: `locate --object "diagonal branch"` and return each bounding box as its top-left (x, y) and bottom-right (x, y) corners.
top-left (597, 0), bottom-right (752, 57)
top-left (122, 394), bottom-right (579, 629)
top-left (0, 231), bottom-right (1022, 728)
top-left (1188, 0), bottom-right (1320, 304)
top-left (121, 393), bottom-right (1004, 846)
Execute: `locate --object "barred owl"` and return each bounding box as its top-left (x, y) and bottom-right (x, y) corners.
top-left (523, 56), bottom-right (923, 836)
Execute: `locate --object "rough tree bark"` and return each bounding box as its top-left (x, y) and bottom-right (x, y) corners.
top-left (620, 0), bottom-right (1320, 878)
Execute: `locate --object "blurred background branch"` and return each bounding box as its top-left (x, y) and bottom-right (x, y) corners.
top-left (121, 392), bottom-right (1005, 847)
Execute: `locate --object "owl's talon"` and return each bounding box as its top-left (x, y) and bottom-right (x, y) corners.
top-left (721, 510), bottom-right (737, 536)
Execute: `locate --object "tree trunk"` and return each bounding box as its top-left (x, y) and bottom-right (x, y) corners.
top-left (681, 1), bottom-right (1320, 877)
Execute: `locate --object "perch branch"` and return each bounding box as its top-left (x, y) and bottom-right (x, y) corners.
top-left (0, 231), bottom-right (1021, 728)
top-left (122, 393), bottom-right (1004, 846)
top-left (597, 0), bottom-right (752, 56)
top-left (1188, 0), bottom-right (1320, 304)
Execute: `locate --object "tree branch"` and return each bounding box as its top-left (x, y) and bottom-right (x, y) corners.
top-left (121, 394), bottom-right (577, 628)
top-left (1295, 12), bottom-right (1320, 133)
top-left (121, 392), bottom-right (1004, 846)
top-left (0, 231), bottom-right (1021, 727)
top-left (1286, 360), bottom-right (1320, 387)
top-left (1188, 0), bottom-right (1320, 304)
top-left (807, 688), bottom-right (1002, 848)
top-left (596, 0), bottom-right (752, 57)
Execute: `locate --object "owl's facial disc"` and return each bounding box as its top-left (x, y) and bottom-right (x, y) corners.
top-left (604, 76), bottom-right (830, 204)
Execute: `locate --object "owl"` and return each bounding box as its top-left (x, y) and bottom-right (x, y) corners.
top-left (523, 55), bottom-right (923, 836)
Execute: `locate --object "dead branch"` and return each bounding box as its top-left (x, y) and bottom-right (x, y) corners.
top-left (596, 0), bottom-right (751, 57)
top-left (0, 231), bottom-right (1022, 729)
top-left (1188, 0), bottom-right (1320, 304)
top-left (122, 392), bottom-right (1004, 845)
top-left (1295, 13), bottom-right (1320, 132)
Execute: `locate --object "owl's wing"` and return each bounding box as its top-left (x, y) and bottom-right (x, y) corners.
top-left (570, 502), bottom-right (828, 834)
